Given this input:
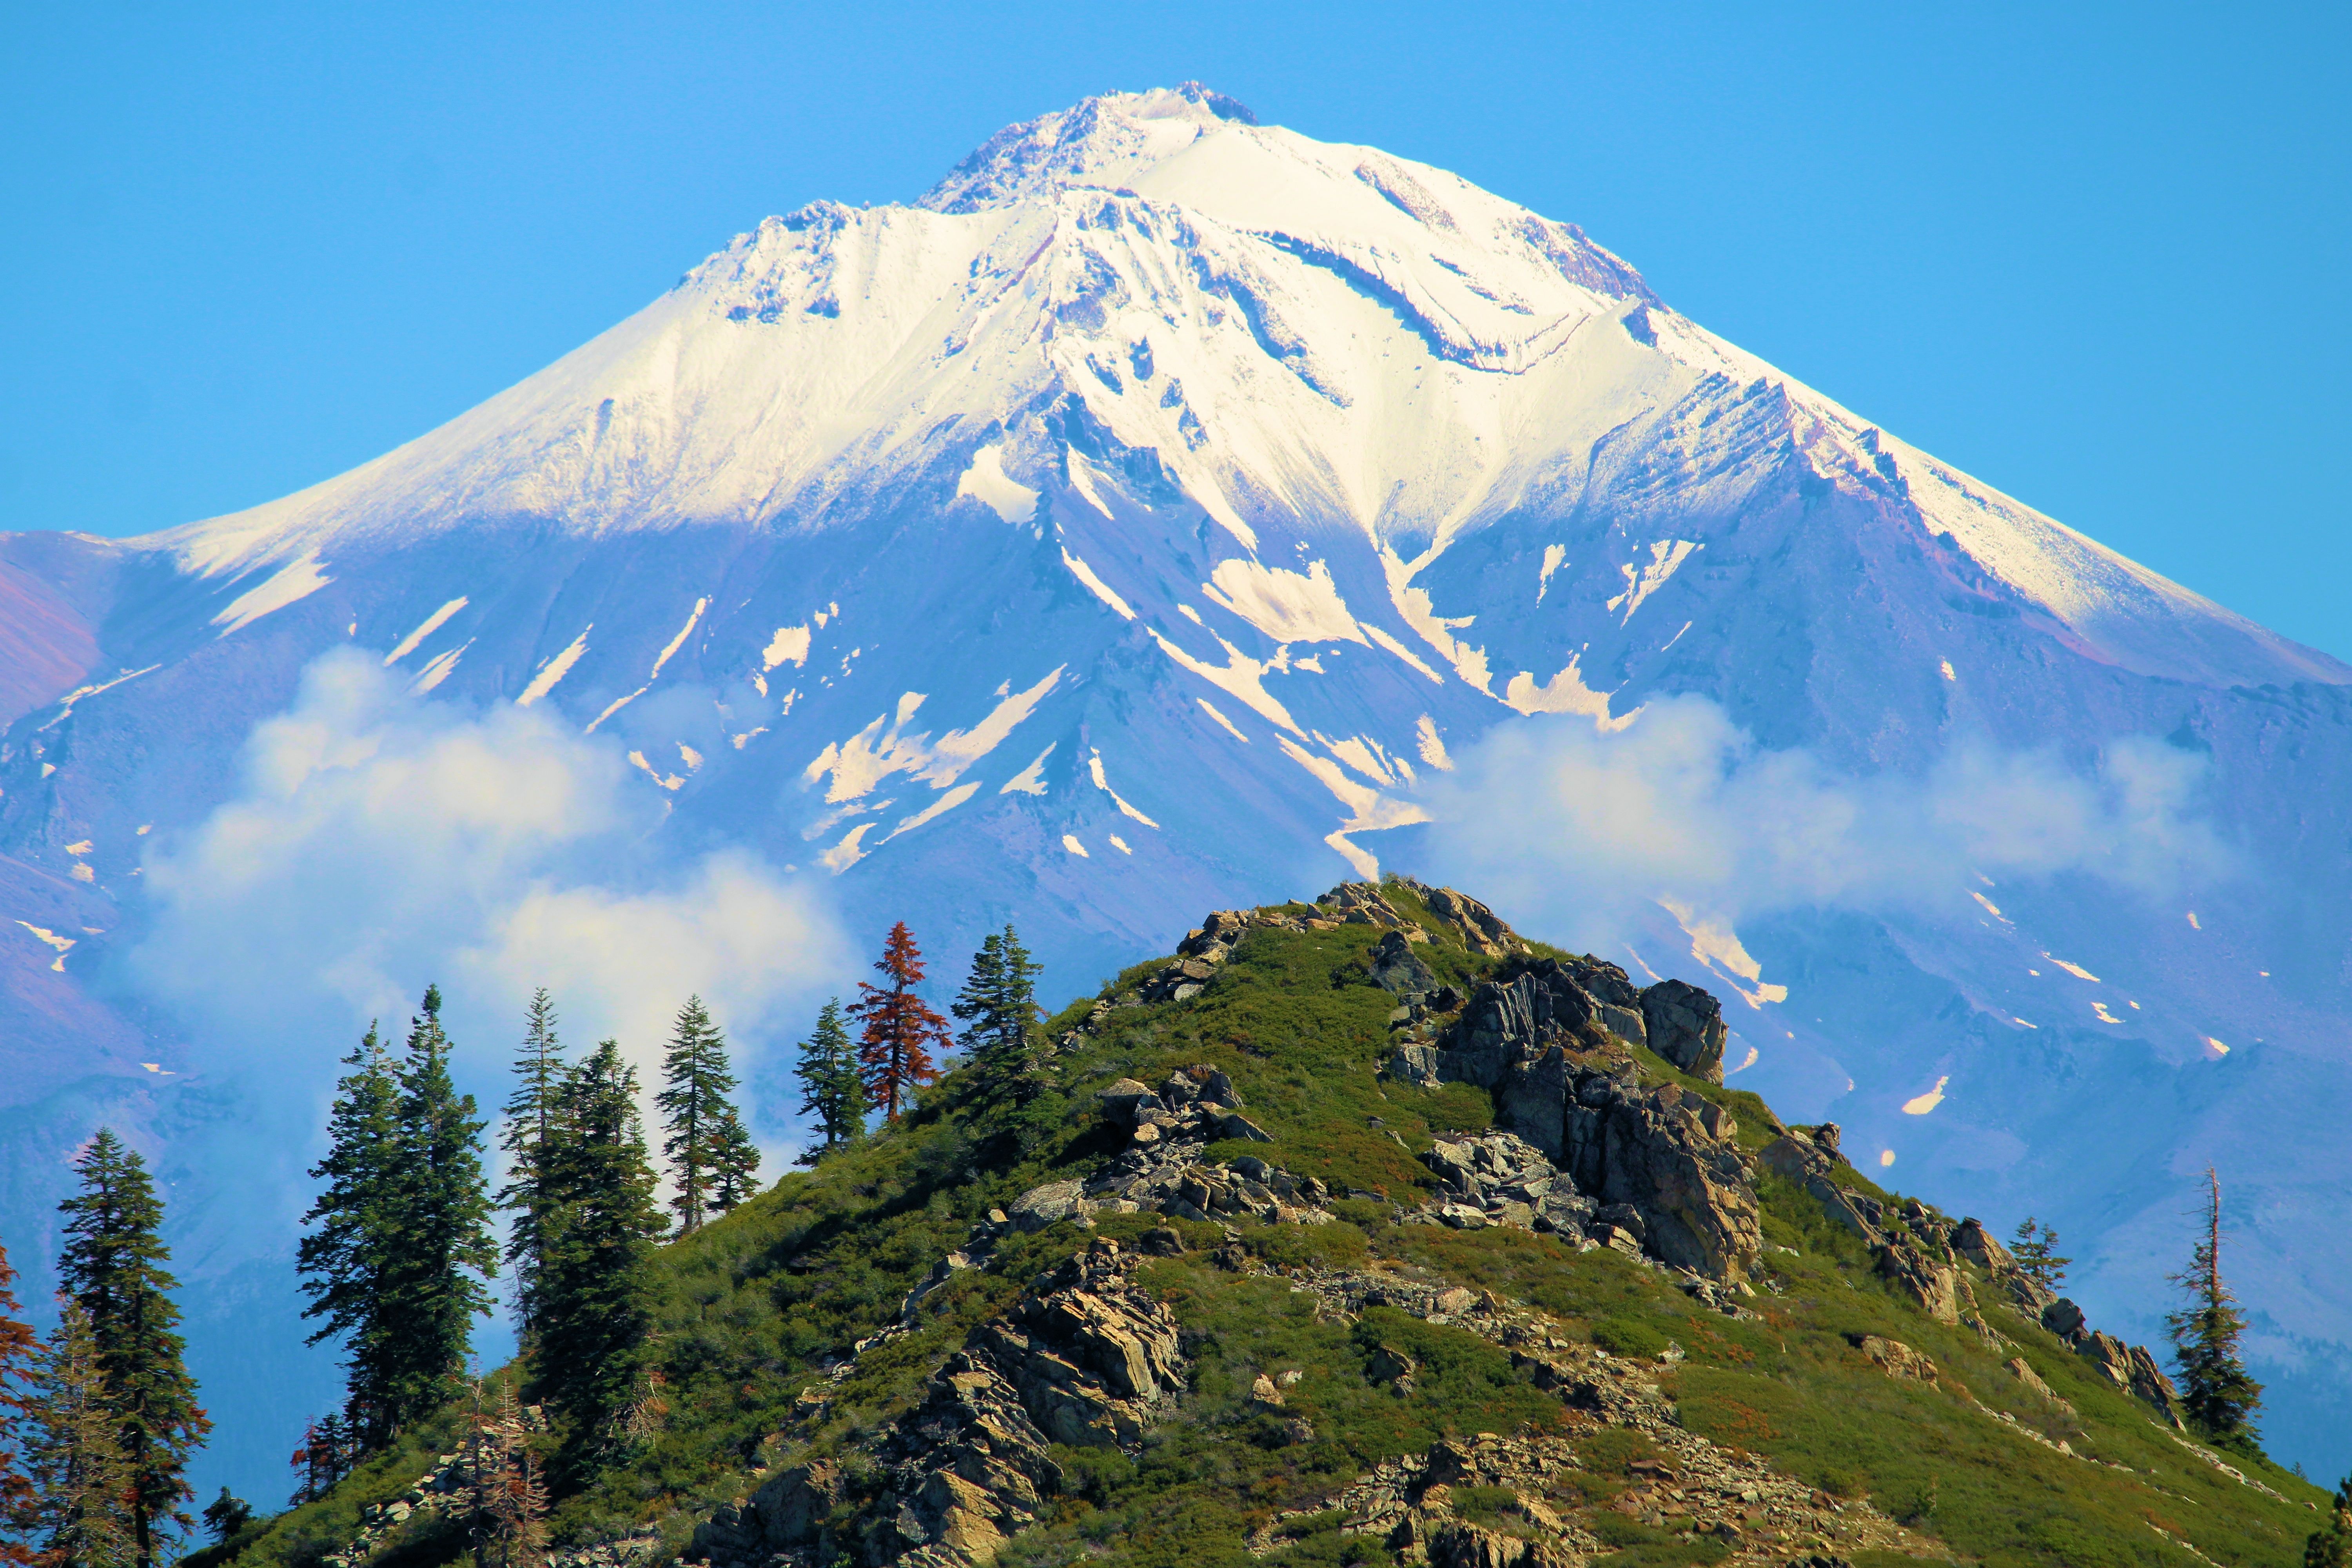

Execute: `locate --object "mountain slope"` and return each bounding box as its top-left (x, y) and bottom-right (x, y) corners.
top-left (2, 84), bottom-right (2348, 1483)
top-left (193, 884), bottom-right (2332, 1568)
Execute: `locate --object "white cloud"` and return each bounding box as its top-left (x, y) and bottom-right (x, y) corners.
top-left (135, 649), bottom-right (849, 1103)
top-left (1423, 696), bottom-right (2231, 958)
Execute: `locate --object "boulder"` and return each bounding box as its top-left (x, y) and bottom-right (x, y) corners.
top-left (1008, 1180), bottom-right (1093, 1232)
top-left (1217, 1112), bottom-right (1274, 1143)
top-left (1877, 1238), bottom-right (1964, 1325)
top-left (2077, 1332), bottom-right (2184, 1425)
top-left (1369, 929), bottom-right (1439, 998)
top-left (1388, 1042), bottom-right (1444, 1087)
top-left (1095, 1080), bottom-right (1156, 1127)
top-left (2040, 1298), bottom-right (2088, 1343)
top-left (1640, 979), bottom-right (1727, 1082)
top-left (1856, 1335), bottom-right (1939, 1381)
top-left (1405, 882), bottom-right (1523, 957)
top-left (1595, 1002), bottom-right (1648, 1047)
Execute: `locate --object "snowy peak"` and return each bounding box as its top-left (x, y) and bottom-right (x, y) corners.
top-left (918, 83), bottom-right (1259, 214)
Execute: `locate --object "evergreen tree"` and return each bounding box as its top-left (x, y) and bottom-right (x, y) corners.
top-left (792, 1001), bottom-right (865, 1161)
top-left (848, 924), bottom-right (949, 1122)
top-left (2011, 1216), bottom-right (2072, 1294)
top-left (656, 998), bottom-right (748, 1235)
top-left (2166, 1166), bottom-right (2264, 1446)
top-left (297, 1027), bottom-right (401, 1445)
top-left (496, 990), bottom-right (571, 1339)
top-left (19, 1302), bottom-right (133, 1568)
top-left (55, 1131), bottom-right (208, 1568)
top-left (2306, 1474), bottom-right (2351, 1568)
top-left (199, 1488), bottom-right (252, 1544)
top-left (0, 1243), bottom-right (39, 1567)
top-left (376, 987), bottom-right (499, 1436)
top-left (952, 926), bottom-right (1045, 1138)
top-left (708, 1108), bottom-right (762, 1216)
top-left (533, 1041), bottom-right (665, 1463)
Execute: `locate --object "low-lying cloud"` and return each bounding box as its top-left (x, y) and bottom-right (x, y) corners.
top-left (1421, 696), bottom-right (2231, 963)
top-left (134, 649), bottom-right (848, 1131)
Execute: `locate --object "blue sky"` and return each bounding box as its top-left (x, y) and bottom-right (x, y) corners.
top-left (5, 2), bottom-right (2346, 655)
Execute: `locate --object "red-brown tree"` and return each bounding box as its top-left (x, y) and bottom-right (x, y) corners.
top-left (0, 1242), bottom-right (37, 1566)
top-left (847, 922), bottom-right (949, 1121)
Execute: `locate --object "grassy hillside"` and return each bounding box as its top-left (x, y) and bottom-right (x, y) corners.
top-left (203, 882), bottom-right (2330, 1568)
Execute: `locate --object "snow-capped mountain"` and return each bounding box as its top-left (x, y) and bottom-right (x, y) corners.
top-left (5, 83), bottom-right (2349, 1481)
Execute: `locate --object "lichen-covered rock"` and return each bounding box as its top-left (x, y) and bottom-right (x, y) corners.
top-left (1856, 1335), bottom-right (1939, 1381)
top-left (1007, 1180), bottom-right (1091, 1232)
top-left (2076, 1331), bottom-right (2184, 1426)
top-left (1876, 1237), bottom-right (1965, 1325)
top-left (1370, 928), bottom-right (1439, 997)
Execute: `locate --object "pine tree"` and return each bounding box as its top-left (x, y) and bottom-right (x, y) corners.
top-left (496, 990), bottom-right (571, 1339)
top-left (2305, 1474), bottom-right (2351, 1568)
top-left (2011, 1216), bottom-right (2072, 1294)
top-left (198, 1488), bottom-right (252, 1544)
top-left (0, 1243), bottom-right (40, 1567)
top-left (792, 1000), bottom-right (865, 1161)
top-left (533, 1041), bottom-right (665, 1463)
top-left (55, 1131), bottom-right (209, 1568)
top-left (2166, 1166), bottom-right (2264, 1446)
top-left (19, 1302), bottom-right (134, 1568)
top-left (376, 987), bottom-right (499, 1436)
top-left (952, 926), bottom-right (1046, 1140)
top-left (297, 1026), bottom-right (402, 1446)
top-left (848, 924), bottom-right (949, 1122)
top-left (656, 998), bottom-right (748, 1235)
top-left (708, 1108), bottom-right (762, 1216)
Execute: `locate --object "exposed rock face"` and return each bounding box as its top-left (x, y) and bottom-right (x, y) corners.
top-left (1955, 1217), bottom-right (2055, 1311)
top-left (1006, 1180), bottom-right (1091, 1232)
top-left (1875, 1237), bottom-right (1968, 1326)
top-left (1394, 879), bottom-right (1525, 958)
top-left (2075, 1331), bottom-right (2185, 1426)
top-left (1856, 1335), bottom-right (1939, 1382)
top-left (1420, 1131), bottom-right (1597, 1238)
top-left (692, 1240), bottom-right (1187, 1568)
top-left (1638, 980), bottom-right (1726, 1082)
top-left (1758, 1129), bottom-right (1883, 1243)
top-left (1370, 929), bottom-right (1439, 998)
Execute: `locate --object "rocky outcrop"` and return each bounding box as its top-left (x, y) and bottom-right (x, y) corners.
top-left (1393, 879), bottom-right (1524, 957)
top-left (1637, 979), bottom-right (1725, 1082)
top-left (693, 1240), bottom-right (1187, 1568)
top-left (1087, 1064), bottom-right (1333, 1225)
top-left (1954, 1217), bottom-right (2054, 1311)
top-left (1758, 1127), bottom-right (1883, 1243)
top-left (1419, 1130), bottom-right (1597, 1237)
top-left (1875, 1236), bottom-right (1969, 1326)
top-left (1855, 1335), bottom-right (1939, 1382)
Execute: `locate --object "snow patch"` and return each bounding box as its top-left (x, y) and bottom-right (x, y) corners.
top-left (1538, 544), bottom-right (1567, 602)
top-left (214, 552), bottom-right (333, 637)
top-left (1151, 627), bottom-right (1303, 736)
top-left (805, 669), bottom-right (1063, 804)
top-left (1901, 1076), bottom-right (1950, 1115)
top-left (1503, 655), bottom-right (1634, 727)
top-left (2186, 911), bottom-right (2201, 929)
top-left (1659, 899), bottom-right (1788, 1008)
top-left (383, 597), bottom-right (470, 666)
top-left (1363, 623), bottom-right (1443, 684)
top-left (1606, 540), bottom-right (1700, 623)
top-left (822, 823), bottom-right (877, 873)
top-left (1415, 715), bottom-right (1452, 770)
top-left (1062, 834), bottom-right (1089, 857)
top-left (1062, 549), bottom-right (1136, 620)
top-left (650, 597), bottom-right (710, 679)
top-left (1198, 700), bottom-right (1250, 742)
top-left (410, 641), bottom-right (470, 694)
top-left (1201, 558), bottom-right (1365, 644)
top-left (585, 686), bottom-right (647, 733)
top-left (1276, 735), bottom-right (1430, 880)
top-left (517, 627), bottom-right (592, 706)
top-left (764, 625), bottom-right (812, 670)
top-left (2203, 1036), bottom-right (2230, 1059)
top-left (955, 443), bottom-right (1040, 523)
top-left (38, 665), bottom-right (161, 731)
top-left (1970, 890), bottom-right (2006, 921)
top-left (1000, 744), bottom-right (1055, 795)
top-left (1087, 750), bottom-right (1160, 828)
top-left (1939, 659), bottom-right (1957, 682)
top-left (1108, 834), bottom-right (1132, 855)
top-left (2044, 954), bottom-right (2102, 982)
top-left (628, 750), bottom-right (685, 791)
top-left (882, 781), bottom-right (982, 844)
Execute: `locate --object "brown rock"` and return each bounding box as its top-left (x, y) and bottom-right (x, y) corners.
top-left (1856, 1334), bottom-right (1938, 1381)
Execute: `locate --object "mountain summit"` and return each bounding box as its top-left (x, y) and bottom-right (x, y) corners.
top-left (2, 88), bottom-right (2349, 1480)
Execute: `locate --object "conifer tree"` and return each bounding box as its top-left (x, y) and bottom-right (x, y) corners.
top-left (0, 1243), bottom-right (39, 1566)
top-left (2306, 1474), bottom-right (2351, 1568)
top-left (56, 1131), bottom-right (208, 1568)
top-left (376, 987), bottom-right (498, 1436)
top-left (497, 990), bottom-right (571, 1339)
top-left (20, 1301), bottom-right (134, 1568)
top-left (953, 926), bottom-right (1049, 1147)
top-left (297, 1026), bottom-right (401, 1443)
top-left (848, 924), bottom-right (949, 1122)
top-left (708, 1108), bottom-right (762, 1216)
top-left (2011, 1216), bottom-right (2072, 1294)
top-left (533, 1041), bottom-right (665, 1462)
top-left (2166, 1166), bottom-right (2264, 1446)
top-left (656, 998), bottom-right (748, 1235)
top-left (792, 1000), bottom-right (865, 1160)
top-left (199, 1488), bottom-right (252, 1544)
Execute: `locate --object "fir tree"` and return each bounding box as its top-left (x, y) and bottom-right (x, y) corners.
top-left (376, 987), bottom-right (499, 1436)
top-left (2306, 1474), bottom-right (2352, 1568)
top-left (2011, 1216), bottom-right (2072, 1294)
top-left (56, 1131), bottom-right (209, 1568)
top-left (199, 1488), bottom-right (252, 1544)
top-left (708, 1108), bottom-right (762, 1216)
top-left (953, 926), bottom-right (1050, 1148)
top-left (297, 1026), bottom-right (401, 1446)
top-left (19, 1302), bottom-right (133, 1568)
top-left (2166, 1166), bottom-right (2264, 1446)
top-left (496, 990), bottom-right (571, 1339)
top-left (533, 1041), bottom-right (665, 1464)
top-left (0, 1243), bottom-right (39, 1567)
top-left (848, 924), bottom-right (949, 1122)
top-left (792, 1000), bottom-right (865, 1161)
top-left (656, 998), bottom-right (747, 1235)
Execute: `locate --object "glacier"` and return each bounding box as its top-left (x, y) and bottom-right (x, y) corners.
top-left (2, 81), bottom-right (2348, 1485)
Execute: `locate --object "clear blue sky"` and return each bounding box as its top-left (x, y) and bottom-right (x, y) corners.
top-left (5, 2), bottom-right (2346, 656)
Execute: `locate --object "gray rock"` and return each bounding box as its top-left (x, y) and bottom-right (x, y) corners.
top-left (1388, 1042), bottom-right (1444, 1087)
top-left (1596, 1002), bottom-right (1648, 1047)
top-left (1369, 929), bottom-right (1439, 997)
top-left (1218, 1111), bottom-right (1274, 1143)
top-left (1096, 1079), bottom-right (1155, 1127)
top-left (1640, 979), bottom-right (1727, 1082)
top-left (2041, 1298), bottom-right (2088, 1343)
top-left (1008, 1180), bottom-right (1093, 1232)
